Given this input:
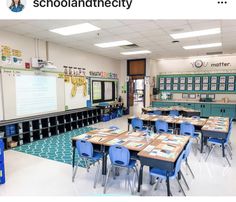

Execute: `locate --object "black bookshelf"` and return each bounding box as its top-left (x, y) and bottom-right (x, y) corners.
top-left (0, 107), bottom-right (101, 150)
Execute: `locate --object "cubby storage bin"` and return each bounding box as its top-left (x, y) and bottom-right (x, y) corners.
top-left (0, 107), bottom-right (101, 150)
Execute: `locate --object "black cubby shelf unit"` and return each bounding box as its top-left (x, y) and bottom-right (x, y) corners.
top-left (0, 107), bottom-right (101, 150)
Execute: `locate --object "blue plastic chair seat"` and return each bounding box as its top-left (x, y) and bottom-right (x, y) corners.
top-left (92, 152), bottom-right (103, 161)
top-left (113, 159), bottom-right (136, 168)
top-left (193, 133), bottom-right (200, 138)
top-left (208, 138), bottom-right (226, 145)
top-left (150, 167), bottom-right (175, 180)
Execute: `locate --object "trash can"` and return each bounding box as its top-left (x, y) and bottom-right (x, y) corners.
top-left (0, 139), bottom-right (5, 184)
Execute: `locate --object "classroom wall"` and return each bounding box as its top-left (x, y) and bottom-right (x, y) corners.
top-left (150, 54), bottom-right (236, 102)
top-left (0, 30), bottom-right (121, 75)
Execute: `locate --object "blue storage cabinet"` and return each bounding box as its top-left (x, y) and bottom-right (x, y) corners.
top-left (0, 139), bottom-right (5, 184)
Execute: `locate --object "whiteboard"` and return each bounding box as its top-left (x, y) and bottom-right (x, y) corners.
top-left (15, 75), bottom-right (57, 116)
top-left (65, 78), bottom-right (89, 110)
top-left (1, 68), bottom-right (65, 120)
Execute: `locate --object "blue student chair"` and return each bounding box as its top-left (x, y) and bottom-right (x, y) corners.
top-left (169, 110), bottom-right (179, 117)
top-left (183, 142), bottom-right (195, 179)
top-left (72, 140), bottom-right (103, 188)
top-left (155, 120), bottom-right (173, 134)
top-left (153, 110), bottom-right (162, 115)
top-left (149, 151), bottom-right (186, 196)
top-left (205, 122), bottom-right (233, 166)
top-left (131, 118), bottom-right (146, 131)
top-left (180, 122), bottom-right (199, 139)
top-left (104, 145), bottom-right (138, 194)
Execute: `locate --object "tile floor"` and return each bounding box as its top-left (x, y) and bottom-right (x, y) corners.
top-left (0, 112), bottom-right (236, 196)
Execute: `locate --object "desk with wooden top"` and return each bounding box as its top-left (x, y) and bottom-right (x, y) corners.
top-left (72, 128), bottom-right (127, 181)
top-left (137, 133), bottom-right (190, 196)
top-left (201, 116), bottom-right (229, 155)
top-left (142, 106), bottom-right (200, 117)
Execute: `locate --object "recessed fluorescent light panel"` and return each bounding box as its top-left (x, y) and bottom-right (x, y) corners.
top-left (50, 23), bottom-right (100, 36)
top-left (170, 28), bottom-right (221, 39)
top-left (121, 50), bottom-right (151, 55)
top-left (95, 40), bottom-right (133, 48)
top-left (183, 43), bottom-right (222, 50)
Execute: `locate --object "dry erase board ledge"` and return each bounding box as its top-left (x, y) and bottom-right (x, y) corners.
top-left (152, 99), bottom-right (236, 105)
top-left (0, 66), bottom-right (63, 74)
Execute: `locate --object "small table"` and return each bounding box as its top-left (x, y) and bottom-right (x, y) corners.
top-left (137, 133), bottom-right (190, 196)
top-left (201, 116), bottom-right (229, 155)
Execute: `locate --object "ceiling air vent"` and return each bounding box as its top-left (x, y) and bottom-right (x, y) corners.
top-left (120, 44), bottom-right (139, 49)
top-left (206, 51), bottom-right (223, 55)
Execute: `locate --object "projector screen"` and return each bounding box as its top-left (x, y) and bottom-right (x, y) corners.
top-left (15, 75), bottom-right (57, 116)
top-left (1, 69), bottom-right (65, 120)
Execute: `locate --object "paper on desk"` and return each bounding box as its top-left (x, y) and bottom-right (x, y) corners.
top-left (143, 145), bottom-right (155, 152)
top-left (111, 129), bottom-right (126, 134)
top-left (89, 136), bottom-right (106, 142)
top-left (128, 132), bottom-right (141, 137)
top-left (126, 142), bottom-right (145, 148)
top-left (124, 137), bottom-right (144, 142)
top-left (77, 133), bottom-right (92, 140)
top-left (108, 138), bottom-right (126, 145)
top-left (150, 149), bottom-right (175, 159)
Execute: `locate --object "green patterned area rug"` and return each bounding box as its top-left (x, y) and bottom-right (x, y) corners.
top-left (13, 127), bottom-right (94, 167)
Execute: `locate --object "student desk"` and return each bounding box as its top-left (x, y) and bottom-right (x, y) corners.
top-left (137, 134), bottom-right (190, 196)
top-left (201, 116), bottom-right (229, 155)
top-left (72, 129), bottom-right (157, 184)
top-left (72, 128), bottom-right (127, 183)
top-left (142, 106), bottom-right (200, 117)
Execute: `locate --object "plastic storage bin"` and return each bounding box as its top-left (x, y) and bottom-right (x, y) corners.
top-left (5, 125), bottom-right (16, 137)
top-left (101, 114), bottom-right (110, 122)
top-left (0, 139), bottom-right (5, 184)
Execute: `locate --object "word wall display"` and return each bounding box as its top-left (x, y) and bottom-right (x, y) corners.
top-left (157, 73), bottom-right (236, 93)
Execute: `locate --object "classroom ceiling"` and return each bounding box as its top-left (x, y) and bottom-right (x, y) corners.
top-left (1, 20), bottom-right (236, 60)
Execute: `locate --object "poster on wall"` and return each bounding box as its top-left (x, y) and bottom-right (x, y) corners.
top-left (166, 78), bottom-right (171, 84)
top-left (173, 78), bottom-right (179, 84)
top-left (187, 77), bottom-right (193, 84)
top-left (195, 77), bottom-right (201, 84)
top-left (160, 84), bottom-right (165, 90)
top-left (219, 84), bottom-right (226, 91)
top-left (173, 84), bottom-right (178, 90)
top-left (194, 84), bottom-right (200, 91)
top-left (202, 84), bottom-right (209, 91)
top-left (202, 77), bottom-right (209, 84)
top-left (160, 78), bottom-right (165, 84)
top-left (211, 84), bottom-right (217, 91)
top-left (180, 77), bottom-right (185, 84)
top-left (1, 45), bottom-right (12, 65)
top-left (180, 84), bottom-right (185, 90)
top-left (211, 76), bottom-right (217, 83)
top-left (11, 49), bottom-right (23, 66)
top-left (228, 76), bottom-right (235, 83)
top-left (187, 84), bottom-right (193, 91)
top-left (220, 76), bottom-right (226, 84)
top-left (228, 84), bottom-right (235, 91)
top-left (166, 84), bottom-right (171, 90)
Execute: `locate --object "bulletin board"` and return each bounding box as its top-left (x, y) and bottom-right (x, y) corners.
top-left (157, 73), bottom-right (236, 93)
top-left (64, 77), bottom-right (89, 110)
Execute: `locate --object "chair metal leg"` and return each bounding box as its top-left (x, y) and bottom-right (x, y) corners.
top-left (186, 160), bottom-right (195, 179)
top-left (180, 170), bottom-right (189, 191)
top-left (225, 155), bottom-right (231, 167)
top-left (176, 179), bottom-right (186, 196)
top-left (72, 159), bottom-right (80, 182)
top-left (103, 165), bottom-right (112, 194)
top-left (154, 178), bottom-right (160, 191)
top-left (93, 161), bottom-right (100, 189)
top-left (228, 142), bottom-right (233, 151)
top-left (132, 168), bottom-right (137, 194)
top-left (226, 145), bottom-right (233, 159)
top-left (205, 144), bottom-right (215, 162)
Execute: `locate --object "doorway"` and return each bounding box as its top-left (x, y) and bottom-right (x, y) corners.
top-left (127, 59), bottom-right (146, 115)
